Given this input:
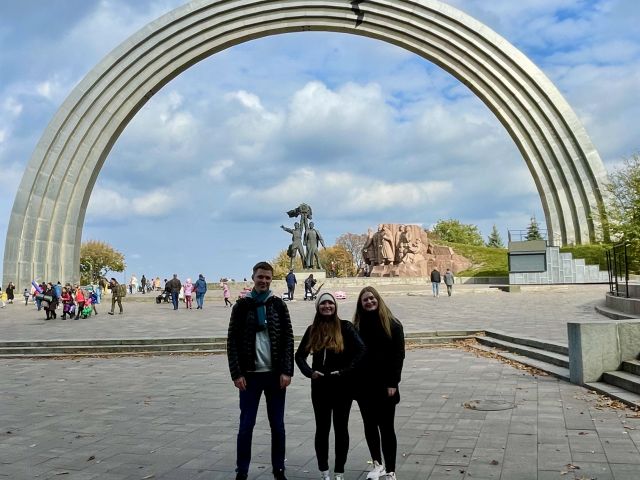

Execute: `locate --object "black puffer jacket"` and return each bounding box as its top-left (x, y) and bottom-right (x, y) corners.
top-left (227, 295), bottom-right (294, 380)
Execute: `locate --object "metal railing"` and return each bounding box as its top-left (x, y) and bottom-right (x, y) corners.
top-left (507, 229), bottom-right (563, 247)
top-left (606, 242), bottom-right (629, 298)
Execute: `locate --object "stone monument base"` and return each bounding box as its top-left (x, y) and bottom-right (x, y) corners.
top-left (296, 269), bottom-right (326, 281)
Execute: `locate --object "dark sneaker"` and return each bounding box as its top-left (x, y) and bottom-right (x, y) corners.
top-left (236, 473), bottom-right (248, 480)
top-left (274, 469), bottom-right (287, 480)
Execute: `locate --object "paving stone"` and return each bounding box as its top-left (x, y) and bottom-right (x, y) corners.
top-left (3, 286), bottom-right (640, 478)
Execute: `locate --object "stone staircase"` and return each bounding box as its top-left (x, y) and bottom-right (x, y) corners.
top-left (473, 330), bottom-right (570, 381)
top-left (509, 246), bottom-right (608, 285)
top-left (0, 330), bottom-right (481, 358)
top-left (472, 330), bottom-right (640, 408)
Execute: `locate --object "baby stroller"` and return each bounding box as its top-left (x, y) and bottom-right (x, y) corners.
top-left (156, 290), bottom-right (171, 304)
top-left (304, 282), bottom-right (324, 301)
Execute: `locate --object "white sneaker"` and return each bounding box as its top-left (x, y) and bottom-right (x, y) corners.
top-left (320, 470), bottom-right (330, 480)
top-left (387, 473), bottom-right (397, 480)
top-left (334, 474), bottom-right (344, 480)
top-left (366, 461), bottom-right (386, 480)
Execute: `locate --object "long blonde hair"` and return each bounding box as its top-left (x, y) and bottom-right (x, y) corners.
top-left (353, 286), bottom-right (395, 338)
top-left (306, 312), bottom-right (344, 353)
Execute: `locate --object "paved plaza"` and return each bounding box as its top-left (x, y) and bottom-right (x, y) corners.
top-left (3, 283), bottom-right (640, 479)
top-left (0, 284), bottom-right (610, 343)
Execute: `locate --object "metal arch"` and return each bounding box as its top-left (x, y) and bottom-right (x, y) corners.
top-left (3, 0), bottom-right (609, 289)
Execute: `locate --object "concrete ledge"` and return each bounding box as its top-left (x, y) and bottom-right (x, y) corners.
top-left (568, 320), bottom-right (640, 384)
top-left (606, 291), bottom-right (640, 315)
top-left (595, 304), bottom-right (639, 320)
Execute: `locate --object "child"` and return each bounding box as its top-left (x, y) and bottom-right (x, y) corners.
top-left (23, 289), bottom-right (30, 306)
top-left (89, 291), bottom-right (98, 315)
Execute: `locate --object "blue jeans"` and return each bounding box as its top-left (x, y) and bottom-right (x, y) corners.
top-left (432, 282), bottom-right (440, 296)
top-left (195, 292), bottom-right (204, 308)
top-left (171, 292), bottom-right (179, 309)
top-left (236, 372), bottom-right (287, 474)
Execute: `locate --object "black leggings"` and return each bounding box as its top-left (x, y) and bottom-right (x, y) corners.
top-left (357, 392), bottom-right (398, 472)
top-left (311, 383), bottom-right (353, 473)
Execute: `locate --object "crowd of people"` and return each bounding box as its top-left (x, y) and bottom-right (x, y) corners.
top-left (227, 261), bottom-right (405, 480)
top-left (0, 280), bottom-right (104, 320)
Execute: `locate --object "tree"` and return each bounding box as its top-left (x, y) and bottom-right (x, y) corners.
top-left (319, 245), bottom-right (356, 277)
top-left (335, 232), bottom-right (367, 269)
top-left (80, 240), bottom-right (125, 284)
top-left (525, 216), bottom-right (543, 241)
top-left (271, 249), bottom-right (304, 280)
top-left (431, 219), bottom-right (484, 246)
top-left (486, 225), bottom-right (505, 248)
top-left (598, 152), bottom-right (640, 271)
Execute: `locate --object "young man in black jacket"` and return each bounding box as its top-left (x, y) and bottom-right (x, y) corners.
top-left (227, 261), bottom-right (294, 480)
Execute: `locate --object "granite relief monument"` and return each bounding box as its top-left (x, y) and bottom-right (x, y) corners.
top-left (362, 224), bottom-right (471, 277)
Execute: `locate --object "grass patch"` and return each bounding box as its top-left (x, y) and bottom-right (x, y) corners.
top-left (560, 244), bottom-right (609, 270)
top-left (439, 241), bottom-right (509, 277)
top-left (440, 241), bottom-right (610, 277)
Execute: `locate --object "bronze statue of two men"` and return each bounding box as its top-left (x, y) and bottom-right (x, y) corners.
top-left (280, 203), bottom-right (325, 270)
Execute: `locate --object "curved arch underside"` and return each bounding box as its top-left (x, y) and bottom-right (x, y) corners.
top-left (3, 0), bottom-right (609, 288)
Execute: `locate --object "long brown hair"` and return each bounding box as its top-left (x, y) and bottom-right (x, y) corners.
top-left (353, 286), bottom-right (395, 338)
top-left (306, 311), bottom-right (344, 353)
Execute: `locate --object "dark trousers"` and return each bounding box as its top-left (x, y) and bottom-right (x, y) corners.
top-left (236, 372), bottom-right (286, 475)
top-left (75, 301), bottom-right (84, 319)
top-left (171, 292), bottom-right (179, 309)
top-left (110, 296), bottom-right (122, 313)
top-left (195, 292), bottom-right (204, 308)
top-left (287, 285), bottom-right (295, 300)
top-left (311, 382), bottom-right (353, 473)
top-left (357, 391), bottom-right (398, 472)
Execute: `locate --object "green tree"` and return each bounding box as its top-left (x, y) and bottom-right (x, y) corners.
top-left (525, 216), bottom-right (543, 241)
top-left (598, 152), bottom-right (640, 271)
top-left (335, 232), bottom-right (367, 269)
top-left (431, 219), bottom-right (484, 246)
top-left (80, 240), bottom-right (125, 284)
top-left (486, 224), bottom-right (505, 248)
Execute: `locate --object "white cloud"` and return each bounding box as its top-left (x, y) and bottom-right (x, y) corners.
top-left (287, 81), bottom-right (390, 143)
top-left (226, 90), bottom-right (264, 111)
top-left (229, 169), bottom-right (453, 218)
top-left (207, 159), bottom-right (234, 180)
top-left (3, 97), bottom-right (22, 116)
top-left (87, 186), bottom-right (177, 219)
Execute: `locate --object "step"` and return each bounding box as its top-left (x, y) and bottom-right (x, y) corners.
top-left (405, 330), bottom-right (482, 339)
top-left (475, 335), bottom-right (569, 368)
top-left (484, 330), bottom-right (568, 355)
top-left (622, 359), bottom-right (640, 376)
top-left (406, 335), bottom-right (476, 346)
top-left (601, 370), bottom-right (640, 395)
top-left (0, 342), bottom-right (227, 355)
top-left (469, 342), bottom-right (570, 381)
top-left (0, 349), bottom-right (228, 359)
top-left (586, 381), bottom-right (640, 409)
top-left (595, 304), bottom-right (639, 320)
top-left (0, 337), bottom-right (227, 347)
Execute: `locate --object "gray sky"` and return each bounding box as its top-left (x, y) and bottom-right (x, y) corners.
top-left (0, 0), bottom-right (638, 281)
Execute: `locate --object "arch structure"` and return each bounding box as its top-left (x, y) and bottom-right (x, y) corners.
top-left (3, 0), bottom-right (609, 288)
